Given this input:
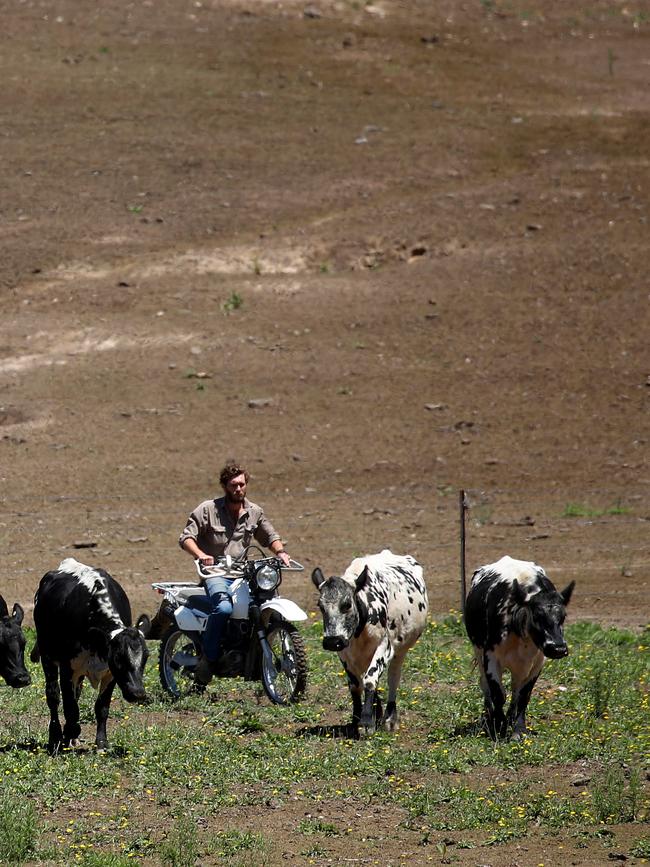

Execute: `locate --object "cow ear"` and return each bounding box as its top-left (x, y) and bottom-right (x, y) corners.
top-left (560, 580), bottom-right (575, 606)
top-left (87, 627), bottom-right (109, 659)
top-left (512, 580), bottom-right (528, 607)
top-left (11, 603), bottom-right (24, 626)
top-left (311, 568), bottom-right (325, 589)
top-left (0, 594), bottom-right (8, 618)
top-left (136, 614), bottom-right (151, 638)
top-left (354, 566), bottom-right (370, 593)
top-left (513, 605), bottom-right (530, 637)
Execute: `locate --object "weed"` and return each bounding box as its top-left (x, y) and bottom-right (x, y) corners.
top-left (302, 843), bottom-right (327, 857)
top-left (0, 792), bottom-right (37, 863)
top-left (582, 654), bottom-right (619, 717)
top-left (608, 48), bottom-right (616, 77)
top-left (222, 291), bottom-right (243, 312)
top-left (208, 829), bottom-right (265, 857)
top-left (631, 837), bottom-right (650, 858)
top-left (77, 854), bottom-right (136, 866)
top-left (591, 764), bottom-right (642, 823)
top-left (159, 815), bottom-right (199, 867)
top-left (298, 818), bottom-right (341, 837)
top-left (127, 204), bottom-right (143, 214)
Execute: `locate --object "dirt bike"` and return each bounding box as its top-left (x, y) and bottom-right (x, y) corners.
top-left (147, 547), bottom-right (308, 704)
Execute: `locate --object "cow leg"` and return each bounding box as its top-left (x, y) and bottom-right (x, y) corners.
top-left (94, 674), bottom-right (116, 750)
top-left (383, 652), bottom-right (406, 732)
top-left (507, 655), bottom-right (545, 739)
top-left (480, 650), bottom-right (506, 739)
top-left (59, 662), bottom-right (82, 747)
top-left (342, 663), bottom-right (363, 736)
top-left (359, 636), bottom-right (394, 734)
top-left (42, 656), bottom-right (63, 755)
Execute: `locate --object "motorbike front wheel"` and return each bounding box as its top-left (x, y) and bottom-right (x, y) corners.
top-left (261, 621), bottom-right (308, 705)
top-left (158, 626), bottom-right (204, 700)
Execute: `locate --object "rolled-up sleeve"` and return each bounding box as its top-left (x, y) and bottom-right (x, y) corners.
top-left (253, 510), bottom-right (281, 549)
top-left (178, 504), bottom-right (205, 549)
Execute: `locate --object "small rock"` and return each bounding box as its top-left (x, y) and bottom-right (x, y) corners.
top-left (303, 6), bottom-right (322, 18)
top-left (248, 398), bottom-right (273, 408)
top-left (424, 403), bottom-right (447, 411)
top-left (72, 541), bottom-right (97, 549)
top-left (420, 34), bottom-right (439, 44)
top-left (127, 537), bottom-right (149, 544)
top-left (526, 223), bottom-right (542, 231)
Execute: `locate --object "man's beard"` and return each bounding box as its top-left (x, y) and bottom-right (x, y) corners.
top-left (226, 490), bottom-right (245, 504)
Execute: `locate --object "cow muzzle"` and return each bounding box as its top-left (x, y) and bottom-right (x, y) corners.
top-left (122, 686), bottom-right (148, 704)
top-left (6, 672), bottom-right (31, 688)
top-left (322, 636), bottom-right (348, 652)
top-left (543, 641), bottom-right (568, 659)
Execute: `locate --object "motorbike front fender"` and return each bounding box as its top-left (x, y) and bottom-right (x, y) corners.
top-left (260, 597), bottom-right (308, 622)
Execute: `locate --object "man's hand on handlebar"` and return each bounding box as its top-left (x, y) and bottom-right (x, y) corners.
top-left (199, 555), bottom-right (215, 566)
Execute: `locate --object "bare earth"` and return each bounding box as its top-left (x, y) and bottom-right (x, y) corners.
top-left (1, 0), bottom-right (649, 864)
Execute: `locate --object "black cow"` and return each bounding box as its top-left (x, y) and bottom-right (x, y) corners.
top-left (33, 558), bottom-right (150, 754)
top-left (0, 595), bottom-right (30, 688)
top-left (465, 555), bottom-right (575, 740)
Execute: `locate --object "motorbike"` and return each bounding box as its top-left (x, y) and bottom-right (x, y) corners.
top-left (147, 546), bottom-right (308, 704)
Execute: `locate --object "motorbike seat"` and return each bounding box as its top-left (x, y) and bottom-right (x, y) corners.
top-left (185, 594), bottom-right (213, 614)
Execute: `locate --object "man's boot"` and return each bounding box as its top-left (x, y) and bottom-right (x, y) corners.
top-left (194, 655), bottom-right (214, 686)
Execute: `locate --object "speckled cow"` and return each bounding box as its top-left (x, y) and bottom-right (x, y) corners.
top-left (311, 549), bottom-right (428, 734)
top-left (465, 555), bottom-right (575, 740)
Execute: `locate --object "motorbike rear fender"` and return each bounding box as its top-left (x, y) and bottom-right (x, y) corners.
top-left (260, 597), bottom-right (308, 622)
top-left (175, 606), bottom-right (208, 632)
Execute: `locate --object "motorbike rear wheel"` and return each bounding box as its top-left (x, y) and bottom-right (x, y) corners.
top-left (158, 626), bottom-right (204, 699)
top-left (261, 620), bottom-right (307, 705)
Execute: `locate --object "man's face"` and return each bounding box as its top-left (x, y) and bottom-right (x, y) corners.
top-left (224, 472), bottom-right (247, 503)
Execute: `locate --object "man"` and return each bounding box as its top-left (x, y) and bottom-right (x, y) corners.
top-left (179, 460), bottom-right (291, 684)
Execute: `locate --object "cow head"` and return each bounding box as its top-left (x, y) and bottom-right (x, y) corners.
top-left (513, 580), bottom-right (575, 659)
top-left (88, 625), bottom-right (149, 703)
top-left (311, 567), bottom-right (369, 652)
top-left (0, 596), bottom-right (31, 688)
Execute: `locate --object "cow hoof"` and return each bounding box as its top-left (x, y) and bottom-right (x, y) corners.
top-left (383, 717), bottom-right (399, 733)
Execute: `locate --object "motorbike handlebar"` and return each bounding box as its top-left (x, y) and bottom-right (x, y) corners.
top-left (194, 554), bottom-right (304, 579)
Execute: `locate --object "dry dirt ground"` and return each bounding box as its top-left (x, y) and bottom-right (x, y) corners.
top-left (1, 0), bottom-right (649, 863)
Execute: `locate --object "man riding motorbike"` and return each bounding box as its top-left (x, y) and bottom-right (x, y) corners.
top-left (178, 460), bottom-right (291, 685)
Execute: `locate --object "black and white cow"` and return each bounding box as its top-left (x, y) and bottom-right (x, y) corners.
top-left (465, 554), bottom-right (575, 740)
top-left (33, 558), bottom-right (150, 754)
top-left (0, 594), bottom-right (31, 688)
top-left (312, 549), bottom-right (428, 735)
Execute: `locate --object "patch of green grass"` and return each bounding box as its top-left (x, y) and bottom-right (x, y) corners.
top-left (561, 502), bottom-right (630, 518)
top-left (208, 829), bottom-right (266, 858)
top-left (2, 621), bottom-right (647, 862)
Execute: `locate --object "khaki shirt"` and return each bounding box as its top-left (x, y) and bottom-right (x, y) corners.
top-left (178, 497), bottom-right (281, 560)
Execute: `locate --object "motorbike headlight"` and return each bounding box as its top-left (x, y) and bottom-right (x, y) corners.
top-left (255, 564), bottom-right (280, 591)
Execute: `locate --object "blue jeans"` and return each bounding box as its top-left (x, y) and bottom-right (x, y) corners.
top-left (203, 576), bottom-right (234, 662)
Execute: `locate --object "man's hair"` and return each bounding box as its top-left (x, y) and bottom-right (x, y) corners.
top-left (219, 461), bottom-right (250, 489)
